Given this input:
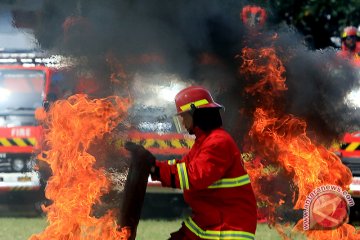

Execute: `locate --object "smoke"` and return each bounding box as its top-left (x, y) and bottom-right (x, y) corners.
top-left (33, 0), bottom-right (360, 143)
top-left (30, 1), bottom-right (360, 235)
top-left (36, 0), bottom-right (247, 72)
top-left (271, 29), bottom-right (360, 143)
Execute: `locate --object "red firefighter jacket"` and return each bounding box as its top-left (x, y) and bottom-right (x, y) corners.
top-left (153, 127), bottom-right (257, 240)
top-left (337, 42), bottom-right (360, 67)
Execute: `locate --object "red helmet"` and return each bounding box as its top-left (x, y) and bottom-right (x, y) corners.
top-left (341, 26), bottom-right (358, 39)
top-left (174, 86), bottom-right (223, 114)
top-left (241, 5), bottom-right (267, 28)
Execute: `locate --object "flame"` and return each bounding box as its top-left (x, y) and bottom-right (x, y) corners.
top-left (106, 53), bottom-right (165, 85)
top-left (240, 47), bottom-right (359, 238)
top-left (293, 219), bottom-right (360, 240)
top-left (106, 53), bottom-right (129, 85)
top-left (30, 94), bottom-right (130, 240)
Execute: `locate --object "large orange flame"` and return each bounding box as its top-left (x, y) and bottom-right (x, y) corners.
top-left (240, 47), bottom-right (359, 238)
top-left (30, 94), bottom-right (130, 240)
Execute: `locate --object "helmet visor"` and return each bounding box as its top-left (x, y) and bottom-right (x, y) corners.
top-left (173, 115), bottom-right (188, 134)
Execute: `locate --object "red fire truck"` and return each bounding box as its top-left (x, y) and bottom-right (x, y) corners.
top-left (121, 104), bottom-right (194, 218)
top-left (0, 50), bottom-right (57, 212)
top-left (334, 131), bottom-right (360, 222)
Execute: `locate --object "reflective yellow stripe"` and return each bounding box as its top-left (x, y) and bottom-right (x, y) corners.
top-left (177, 162), bottom-right (189, 190)
top-left (157, 140), bottom-right (168, 149)
top-left (0, 138), bottom-right (11, 146)
top-left (346, 142), bottom-right (360, 151)
top-left (143, 139), bottom-right (155, 148)
top-left (12, 138), bottom-right (27, 147)
top-left (184, 217), bottom-right (255, 240)
top-left (185, 139), bottom-right (195, 147)
top-left (208, 174), bottom-right (251, 189)
top-left (170, 139), bottom-right (182, 148)
top-left (28, 138), bottom-right (37, 146)
top-left (167, 159), bottom-right (176, 165)
top-left (180, 99), bottom-right (209, 111)
top-left (0, 138), bottom-right (36, 146)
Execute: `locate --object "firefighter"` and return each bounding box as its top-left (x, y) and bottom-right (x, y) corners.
top-left (241, 5), bottom-right (267, 29)
top-left (337, 26), bottom-right (360, 62)
top-left (126, 86), bottom-right (257, 240)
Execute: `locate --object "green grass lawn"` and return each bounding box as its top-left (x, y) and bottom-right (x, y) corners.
top-left (136, 220), bottom-right (303, 240)
top-left (0, 217), bottom-right (46, 240)
top-left (0, 217), bottom-right (295, 240)
top-left (0, 217), bottom-right (358, 240)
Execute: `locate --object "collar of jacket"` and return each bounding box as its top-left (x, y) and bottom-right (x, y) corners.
top-left (194, 127), bottom-right (223, 143)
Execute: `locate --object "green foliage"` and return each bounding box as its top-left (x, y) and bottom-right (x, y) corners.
top-left (269, 0), bottom-right (360, 48)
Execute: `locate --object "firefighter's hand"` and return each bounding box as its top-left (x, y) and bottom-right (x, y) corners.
top-left (124, 142), bottom-right (156, 167)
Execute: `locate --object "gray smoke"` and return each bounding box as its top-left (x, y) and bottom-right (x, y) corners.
top-left (272, 29), bottom-right (360, 143)
top-left (33, 0), bottom-right (360, 144)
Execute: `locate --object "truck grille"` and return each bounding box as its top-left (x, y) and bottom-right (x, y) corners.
top-left (341, 157), bottom-right (360, 176)
top-left (0, 155), bottom-right (33, 173)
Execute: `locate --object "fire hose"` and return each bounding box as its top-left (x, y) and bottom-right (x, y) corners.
top-left (118, 142), bottom-right (153, 240)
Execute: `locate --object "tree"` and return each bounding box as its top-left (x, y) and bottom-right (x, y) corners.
top-left (269, 0), bottom-right (360, 49)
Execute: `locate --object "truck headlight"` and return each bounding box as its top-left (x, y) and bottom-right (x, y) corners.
top-left (12, 159), bottom-right (25, 171)
top-left (26, 160), bottom-right (36, 171)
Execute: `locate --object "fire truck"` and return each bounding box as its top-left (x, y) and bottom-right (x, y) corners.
top-left (122, 104), bottom-right (194, 218)
top-left (336, 61), bottom-right (360, 222)
top-left (0, 50), bottom-right (57, 212)
top-left (335, 131), bottom-right (360, 222)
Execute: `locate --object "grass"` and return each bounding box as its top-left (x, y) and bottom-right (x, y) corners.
top-left (0, 217), bottom-right (294, 240)
top-left (0, 217), bottom-right (358, 240)
top-left (0, 217), bottom-right (46, 240)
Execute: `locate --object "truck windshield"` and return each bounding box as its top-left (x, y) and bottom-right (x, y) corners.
top-left (0, 69), bottom-right (45, 112)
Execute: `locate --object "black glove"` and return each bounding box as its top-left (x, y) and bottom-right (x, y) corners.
top-left (124, 142), bottom-right (156, 168)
